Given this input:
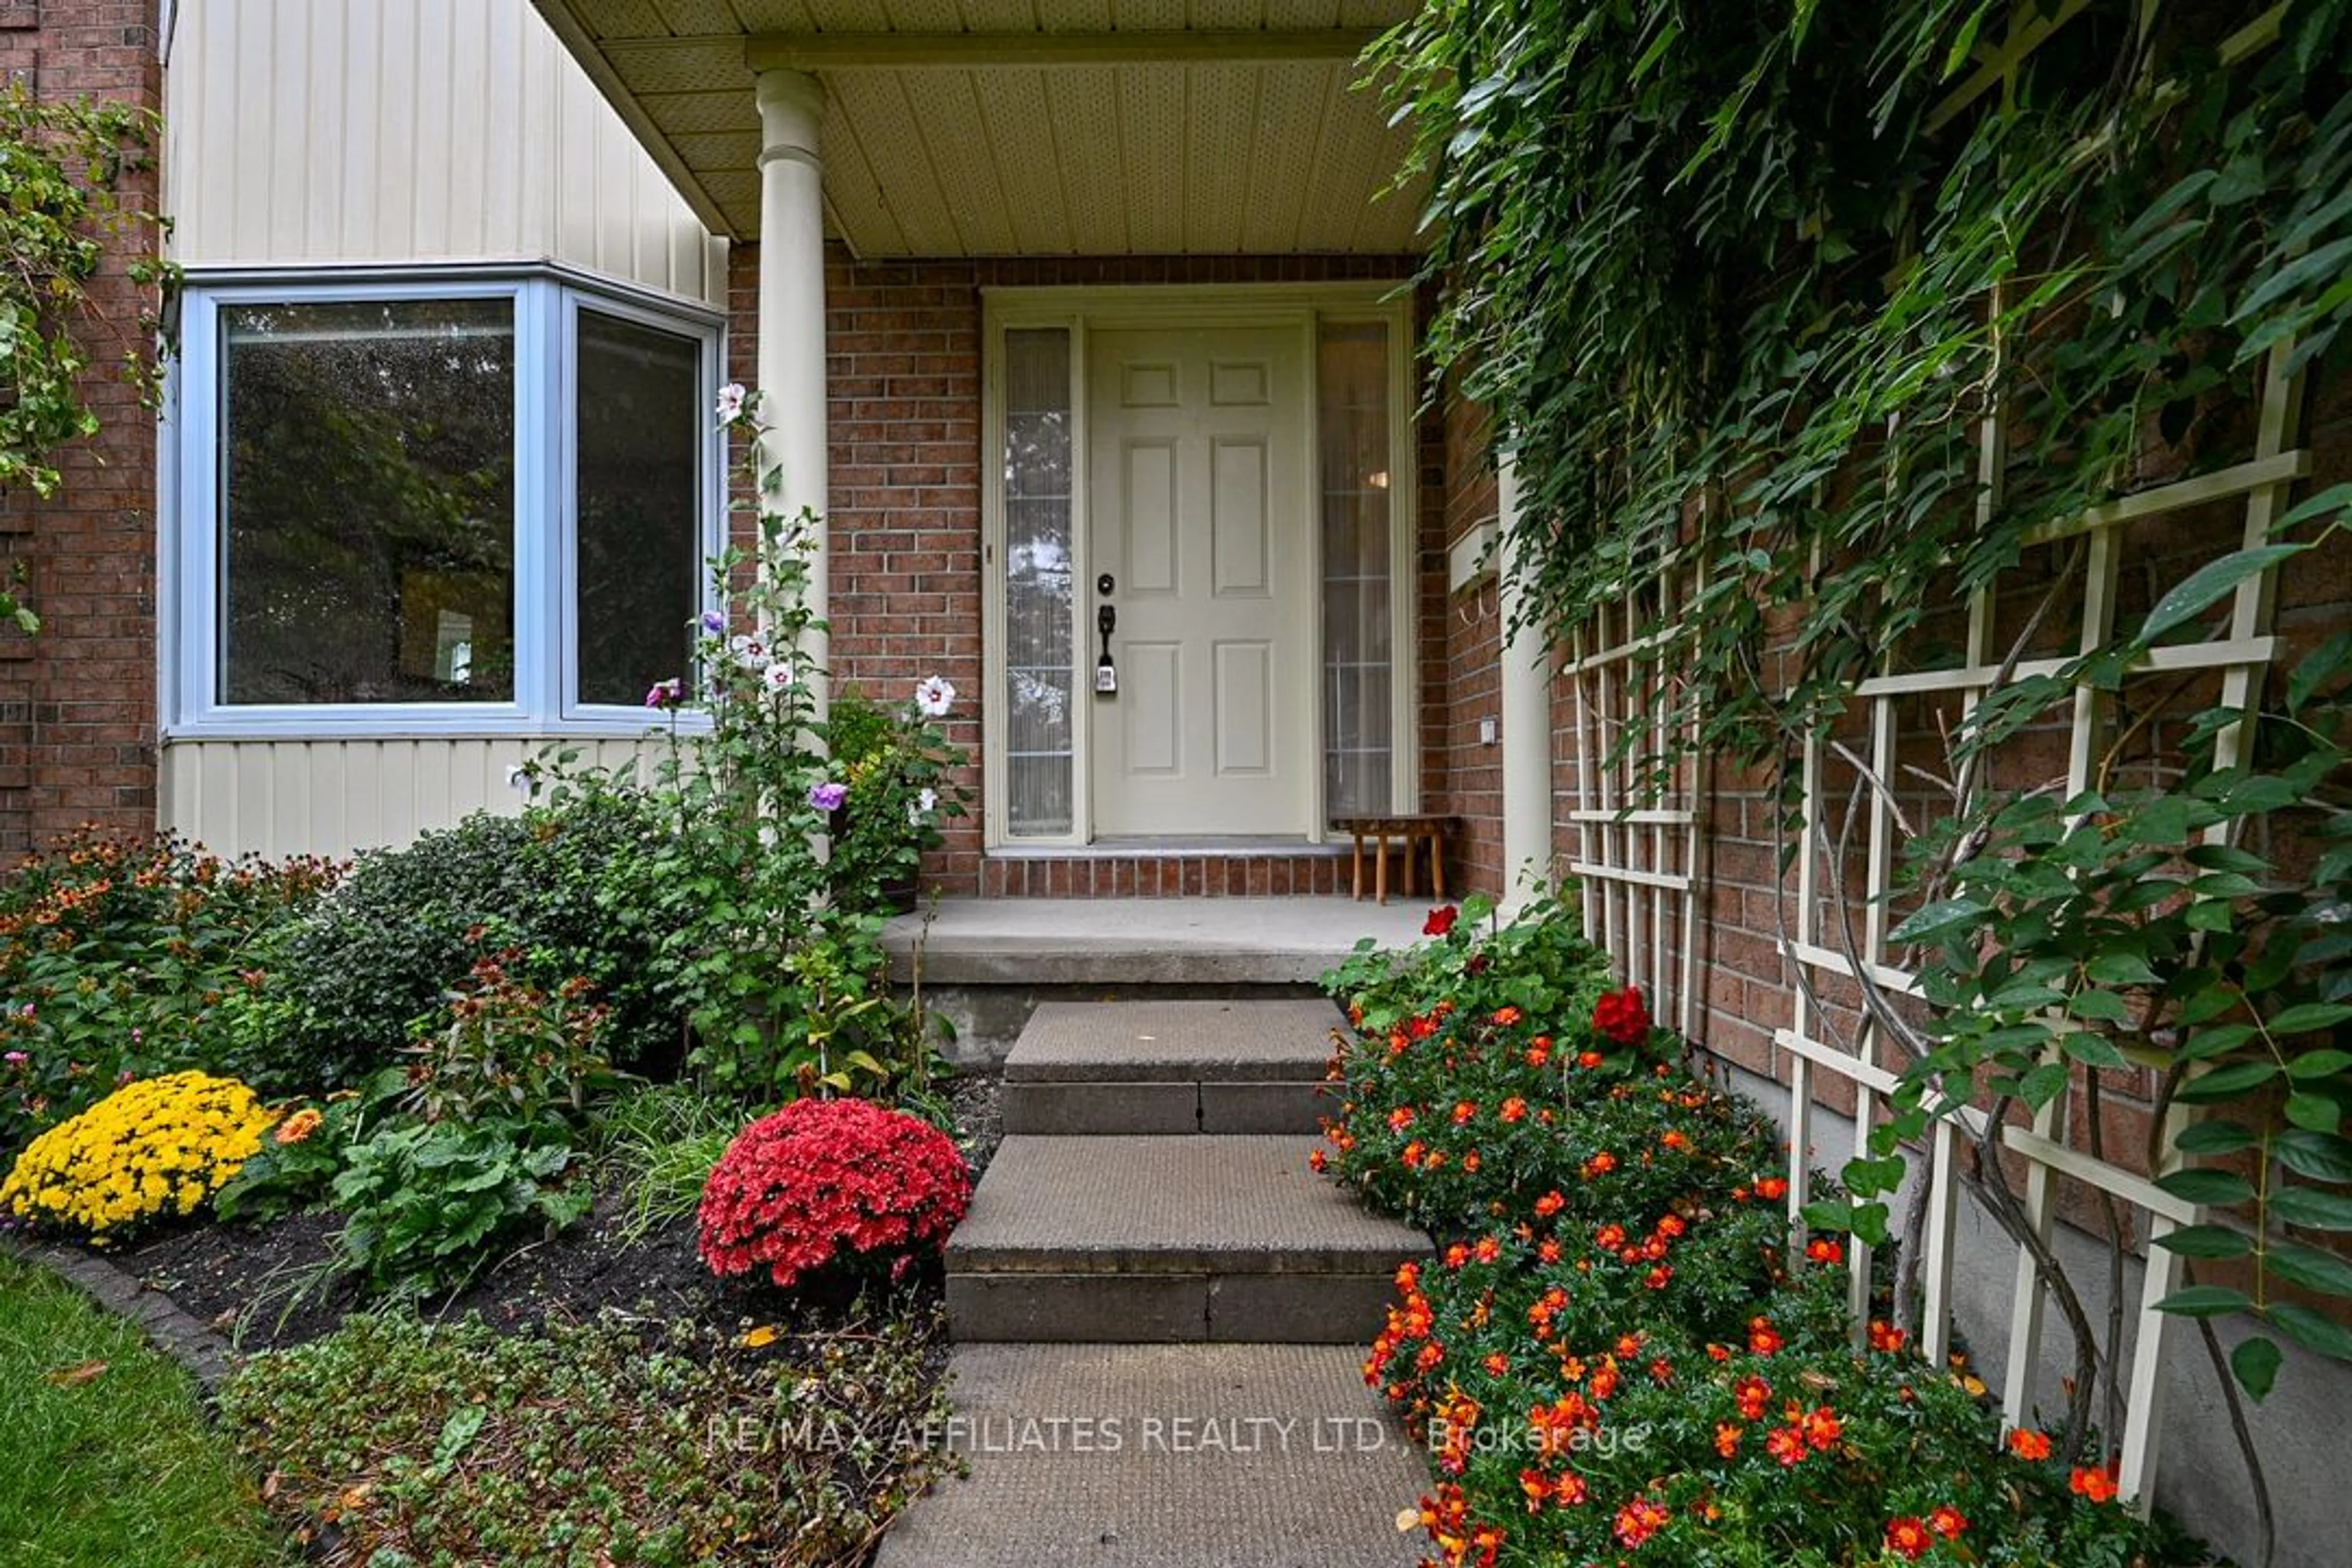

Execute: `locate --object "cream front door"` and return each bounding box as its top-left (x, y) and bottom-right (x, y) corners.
top-left (1087, 325), bottom-right (1313, 836)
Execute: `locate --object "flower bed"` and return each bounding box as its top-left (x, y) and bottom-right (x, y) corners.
top-left (1322, 898), bottom-right (2208, 1568)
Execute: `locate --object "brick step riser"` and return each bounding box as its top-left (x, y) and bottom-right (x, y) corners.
top-left (948, 1272), bottom-right (1396, 1344)
top-left (1001, 1080), bottom-right (1327, 1137)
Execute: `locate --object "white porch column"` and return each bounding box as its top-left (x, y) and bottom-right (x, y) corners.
top-left (755, 68), bottom-right (830, 715)
top-left (1497, 459), bottom-right (1555, 912)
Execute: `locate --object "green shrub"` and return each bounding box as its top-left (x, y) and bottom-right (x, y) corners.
top-left (0, 829), bottom-right (336, 1150)
top-left (273, 791), bottom-right (677, 1090)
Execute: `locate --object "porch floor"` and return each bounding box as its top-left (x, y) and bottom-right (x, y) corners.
top-left (884, 897), bottom-right (1431, 987)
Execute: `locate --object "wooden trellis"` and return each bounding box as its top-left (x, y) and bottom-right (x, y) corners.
top-left (1559, 7), bottom-right (2313, 1512)
top-left (1772, 345), bottom-right (2309, 1510)
top-left (1562, 551), bottom-right (1705, 1042)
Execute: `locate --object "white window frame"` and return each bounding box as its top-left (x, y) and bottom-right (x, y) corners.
top-left (978, 282), bottom-right (1422, 848)
top-left (166, 264), bottom-right (724, 740)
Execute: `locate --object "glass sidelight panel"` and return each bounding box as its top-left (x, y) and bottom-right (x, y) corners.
top-left (1003, 328), bottom-right (1076, 835)
top-left (1319, 322), bottom-right (1395, 817)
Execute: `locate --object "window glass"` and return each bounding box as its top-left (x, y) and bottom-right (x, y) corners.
top-left (1003, 327), bottom-right (1075, 835)
top-left (219, 298), bottom-right (516, 704)
top-left (575, 309), bottom-right (703, 706)
top-left (1319, 321), bottom-right (1395, 817)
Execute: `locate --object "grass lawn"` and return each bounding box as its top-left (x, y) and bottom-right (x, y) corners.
top-left (0, 1253), bottom-right (287, 1568)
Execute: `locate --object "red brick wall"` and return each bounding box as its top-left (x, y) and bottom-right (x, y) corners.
top-left (733, 246), bottom-right (1443, 896)
top-left (1436, 389), bottom-right (1503, 896)
top-left (1643, 352), bottom-right (2352, 1203)
top-left (0, 1), bottom-right (162, 853)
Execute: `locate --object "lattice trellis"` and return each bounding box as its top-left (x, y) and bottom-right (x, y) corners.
top-left (1772, 342), bottom-right (2309, 1510)
top-left (1562, 552), bottom-right (1706, 1043)
top-left (1558, 5), bottom-right (2316, 1510)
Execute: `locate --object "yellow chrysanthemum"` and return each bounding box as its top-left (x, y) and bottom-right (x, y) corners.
top-left (1, 1071), bottom-right (276, 1241)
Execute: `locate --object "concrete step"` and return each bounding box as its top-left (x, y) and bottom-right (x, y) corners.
top-left (1001, 1000), bottom-right (1341, 1135)
top-left (946, 1134), bottom-right (1427, 1343)
top-left (872, 1343), bottom-right (1423, 1568)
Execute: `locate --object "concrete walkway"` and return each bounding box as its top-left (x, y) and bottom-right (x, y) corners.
top-left (877, 997), bottom-right (1430, 1568)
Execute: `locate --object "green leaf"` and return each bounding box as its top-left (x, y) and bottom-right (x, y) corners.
top-left (1888, 897), bottom-right (1989, 944)
top-left (2270, 1003), bottom-right (2352, 1036)
top-left (2086, 951), bottom-right (2162, 987)
top-left (434, 1403), bottom-right (488, 1469)
top-left (2288, 1050), bottom-right (2352, 1081)
top-left (1801, 1199), bottom-right (1852, 1232)
top-left (2157, 1167), bottom-right (2255, 1207)
top-left (2278, 1131), bottom-right (2352, 1183)
top-left (2267, 1302), bottom-right (2352, 1363)
top-left (2019, 1061), bottom-right (2071, 1109)
top-left (2063, 983), bottom-right (2133, 1023)
top-left (2180, 1023), bottom-right (2256, 1061)
top-left (2286, 1092), bottom-right (2344, 1134)
top-left (2061, 1031), bottom-right (2132, 1069)
top-left (2154, 1224), bottom-right (2253, 1260)
top-left (2175, 1121), bottom-right (2258, 1156)
top-left (2155, 1284), bottom-right (2253, 1317)
top-left (2173, 1059), bottom-right (2281, 1102)
top-left (2270, 1187), bottom-right (2352, 1232)
top-left (2230, 1335), bottom-right (2282, 1403)
top-left (2268, 1240), bottom-right (2352, 1297)
top-left (2134, 546), bottom-right (2305, 643)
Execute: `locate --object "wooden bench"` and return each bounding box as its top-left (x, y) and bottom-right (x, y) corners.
top-left (1335, 815), bottom-right (1459, 905)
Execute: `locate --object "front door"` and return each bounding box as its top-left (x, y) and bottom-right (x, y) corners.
top-left (1087, 325), bottom-right (1313, 836)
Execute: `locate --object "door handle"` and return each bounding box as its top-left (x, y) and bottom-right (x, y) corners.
top-left (1095, 603), bottom-right (1117, 694)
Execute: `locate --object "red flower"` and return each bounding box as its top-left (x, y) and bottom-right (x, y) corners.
top-left (1805, 1237), bottom-right (1844, 1266)
top-left (1491, 1005), bottom-right (1522, 1027)
top-left (2070, 1464), bottom-right (2120, 1504)
top-left (1656, 1213), bottom-right (1687, 1238)
top-left (1592, 985), bottom-right (1651, 1046)
top-left (1756, 1175), bottom-right (1789, 1201)
top-left (697, 1097), bottom-right (970, 1289)
top-left (1307, 1148), bottom-right (1328, 1172)
top-left (1452, 1100), bottom-right (1479, 1125)
top-left (1500, 1096), bottom-right (1528, 1123)
top-left (1747, 1317), bottom-right (1784, 1355)
top-left (1423, 904), bottom-right (1459, 937)
top-left (1734, 1375), bottom-right (1771, 1420)
top-left (1886, 1517), bottom-right (1932, 1560)
top-left (2007, 1428), bottom-right (2052, 1461)
top-left (1714, 1422), bottom-right (1743, 1457)
top-left (1612, 1496), bottom-right (1669, 1549)
top-left (1534, 1189), bottom-right (1566, 1216)
top-left (1576, 1049), bottom-right (1605, 1069)
top-left (1526, 1036), bottom-right (1552, 1067)
top-left (1764, 1425), bottom-right (1807, 1467)
top-left (1929, 1504), bottom-right (1968, 1539)
top-left (1801, 1404), bottom-right (1842, 1450)
top-left (1868, 1319), bottom-right (1909, 1354)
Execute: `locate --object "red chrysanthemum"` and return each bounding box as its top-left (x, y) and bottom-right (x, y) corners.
top-left (1591, 985), bottom-right (1651, 1046)
top-left (697, 1096), bottom-right (970, 1289)
top-left (1886, 1517), bottom-right (1932, 1561)
top-left (1423, 904), bottom-right (1459, 937)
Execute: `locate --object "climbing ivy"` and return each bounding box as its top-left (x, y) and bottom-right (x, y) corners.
top-left (0, 84), bottom-right (175, 633)
top-left (1373, 0), bottom-right (2352, 1444)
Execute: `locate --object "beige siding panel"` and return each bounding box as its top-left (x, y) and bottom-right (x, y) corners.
top-left (170, 0), bottom-right (724, 306)
top-left (162, 739), bottom-right (658, 859)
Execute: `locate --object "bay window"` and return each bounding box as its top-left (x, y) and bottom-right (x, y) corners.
top-left (172, 271), bottom-right (722, 734)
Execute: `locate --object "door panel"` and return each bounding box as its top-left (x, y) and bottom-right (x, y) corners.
top-left (1088, 325), bottom-right (1311, 836)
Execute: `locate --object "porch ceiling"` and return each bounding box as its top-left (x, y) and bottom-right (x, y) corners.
top-left (529, 2), bottom-right (1427, 257)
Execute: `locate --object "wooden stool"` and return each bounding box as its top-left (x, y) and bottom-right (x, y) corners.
top-left (1336, 815), bottom-right (1458, 905)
